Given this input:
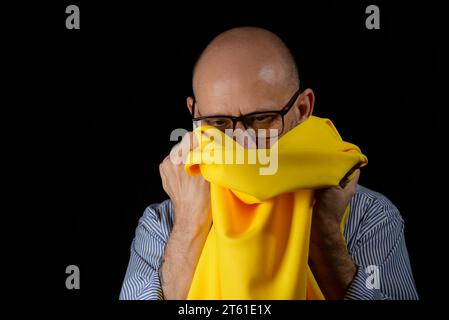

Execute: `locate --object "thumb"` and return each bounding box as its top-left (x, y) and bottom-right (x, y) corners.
top-left (345, 169), bottom-right (360, 191)
top-left (339, 166), bottom-right (361, 189)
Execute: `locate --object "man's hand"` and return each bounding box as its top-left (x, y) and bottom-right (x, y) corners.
top-left (309, 169), bottom-right (360, 299)
top-left (312, 169), bottom-right (360, 236)
top-left (159, 132), bottom-right (212, 299)
top-left (160, 132), bottom-right (212, 232)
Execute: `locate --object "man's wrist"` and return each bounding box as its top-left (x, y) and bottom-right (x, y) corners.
top-left (161, 216), bottom-right (210, 300)
top-left (173, 202), bottom-right (211, 228)
top-left (172, 222), bottom-right (208, 248)
top-left (175, 211), bottom-right (210, 232)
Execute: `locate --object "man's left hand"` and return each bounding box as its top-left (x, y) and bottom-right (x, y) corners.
top-left (308, 169), bottom-right (361, 299)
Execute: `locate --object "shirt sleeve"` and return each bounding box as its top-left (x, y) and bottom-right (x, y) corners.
top-left (344, 196), bottom-right (419, 300)
top-left (119, 200), bottom-right (173, 300)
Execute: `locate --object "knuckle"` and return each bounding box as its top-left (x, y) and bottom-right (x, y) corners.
top-left (160, 156), bottom-right (170, 169)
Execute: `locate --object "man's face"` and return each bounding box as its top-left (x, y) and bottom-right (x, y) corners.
top-left (190, 66), bottom-right (311, 147)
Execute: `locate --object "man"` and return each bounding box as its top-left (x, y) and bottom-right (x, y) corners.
top-left (120, 27), bottom-right (418, 300)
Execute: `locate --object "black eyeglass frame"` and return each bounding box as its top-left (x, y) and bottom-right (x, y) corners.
top-left (190, 88), bottom-right (301, 135)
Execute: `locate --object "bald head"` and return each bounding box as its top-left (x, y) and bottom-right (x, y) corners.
top-left (188, 27), bottom-right (313, 135)
top-left (193, 27), bottom-right (299, 100)
top-left (193, 27), bottom-right (299, 96)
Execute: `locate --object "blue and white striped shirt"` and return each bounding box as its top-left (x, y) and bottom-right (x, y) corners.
top-left (120, 184), bottom-right (419, 300)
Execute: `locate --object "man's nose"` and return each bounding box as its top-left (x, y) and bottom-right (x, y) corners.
top-left (234, 121), bottom-right (246, 131)
top-left (232, 122), bottom-right (257, 149)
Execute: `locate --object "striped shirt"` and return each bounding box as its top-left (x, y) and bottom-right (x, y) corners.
top-left (120, 184), bottom-right (419, 300)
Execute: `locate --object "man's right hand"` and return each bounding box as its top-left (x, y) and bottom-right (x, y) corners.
top-left (158, 132), bottom-right (212, 299)
top-left (159, 132), bottom-right (212, 232)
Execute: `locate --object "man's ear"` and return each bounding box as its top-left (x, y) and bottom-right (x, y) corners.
top-left (297, 88), bottom-right (315, 123)
top-left (186, 97), bottom-right (194, 115)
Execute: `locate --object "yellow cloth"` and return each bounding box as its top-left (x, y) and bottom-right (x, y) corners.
top-left (184, 116), bottom-right (367, 299)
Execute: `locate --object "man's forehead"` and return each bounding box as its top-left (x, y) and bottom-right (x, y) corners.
top-left (193, 57), bottom-right (289, 104)
top-left (194, 84), bottom-right (287, 116)
top-left (194, 48), bottom-right (288, 86)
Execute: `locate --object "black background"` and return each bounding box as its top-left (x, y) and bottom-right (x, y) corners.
top-left (15, 0), bottom-right (445, 302)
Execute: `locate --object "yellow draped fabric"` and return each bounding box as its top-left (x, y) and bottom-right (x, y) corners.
top-left (184, 116), bottom-right (368, 299)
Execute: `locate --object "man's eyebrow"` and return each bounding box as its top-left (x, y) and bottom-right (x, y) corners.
top-left (246, 102), bottom-right (281, 113)
top-left (195, 102), bottom-right (236, 117)
top-left (256, 104), bottom-right (279, 112)
top-left (195, 100), bottom-right (281, 118)
top-left (195, 108), bottom-right (234, 118)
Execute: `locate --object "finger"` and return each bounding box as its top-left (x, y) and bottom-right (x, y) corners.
top-left (159, 160), bottom-right (171, 193)
top-left (160, 155), bottom-right (170, 167)
top-left (159, 162), bottom-right (167, 187)
top-left (352, 169), bottom-right (361, 184)
top-left (339, 163), bottom-right (361, 188)
top-left (159, 156), bottom-right (170, 174)
top-left (169, 134), bottom-right (190, 165)
top-left (345, 169), bottom-right (360, 191)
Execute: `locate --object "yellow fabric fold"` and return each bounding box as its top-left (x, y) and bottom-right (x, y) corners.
top-left (184, 116), bottom-right (367, 299)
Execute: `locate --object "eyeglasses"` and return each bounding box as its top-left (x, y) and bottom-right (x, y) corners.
top-left (191, 88), bottom-right (301, 138)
